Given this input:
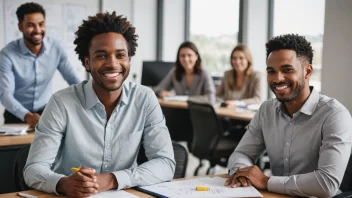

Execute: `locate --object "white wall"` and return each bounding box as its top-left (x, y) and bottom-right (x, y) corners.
top-left (321, 0), bottom-right (352, 110)
top-left (242, 0), bottom-right (269, 101)
top-left (162, 0), bottom-right (185, 62)
top-left (102, 0), bottom-right (157, 84)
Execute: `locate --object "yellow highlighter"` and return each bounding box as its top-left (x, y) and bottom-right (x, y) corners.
top-left (196, 186), bottom-right (209, 191)
top-left (71, 167), bottom-right (80, 172)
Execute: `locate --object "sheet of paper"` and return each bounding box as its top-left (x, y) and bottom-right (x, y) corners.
top-left (163, 96), bottom-right (189, 102)
top-left (141, 177), bottom-right (263, 197)
top-left (89, 190), bottom-right (139, 198)
top-left (0, 125), bottom-right (28, 136)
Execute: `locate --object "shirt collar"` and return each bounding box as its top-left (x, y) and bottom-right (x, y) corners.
top-left (19, 37), bottom-right (48, 55)
top-left (275, 86), bottom-right (319, 116)
top-left (84, 80), bottom-right (130, 109)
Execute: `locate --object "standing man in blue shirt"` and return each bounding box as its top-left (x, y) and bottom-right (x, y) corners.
top-left (24, 11), bottom-right (175, 197)
top-left (0, 2), bottom-right (81, 127)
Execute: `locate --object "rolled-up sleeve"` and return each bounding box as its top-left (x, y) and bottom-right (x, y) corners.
top-left (24, 94), bottom-right (67, 194)
top-left (112, 90), bottom-right (176, 189)
top-left (267, 108), bottom-right (352, 197)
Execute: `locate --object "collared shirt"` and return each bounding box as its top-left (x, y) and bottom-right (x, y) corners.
top-left (153, 68), bottom-right (216, 104)
top-left (0, 37), bottom-right (81, 121)
top-left (24, 80), bottom-right (175, 194)
top-left (228, 87), bottom-right (352, 197)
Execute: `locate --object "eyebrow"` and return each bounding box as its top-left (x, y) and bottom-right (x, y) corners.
top-left (266, 64), bottom-right (294, 71)
top-left (93, 49), bottom-right (127, 54)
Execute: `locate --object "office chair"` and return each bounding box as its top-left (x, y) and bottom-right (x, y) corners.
top-left (187, 101), bottom-right (238, 175)
top-left (333, 154), bottom-right (352, 198)
top-left (13, 144), bottom-right (31, 191)
top-left (137, 141), bottom-right (188, 179)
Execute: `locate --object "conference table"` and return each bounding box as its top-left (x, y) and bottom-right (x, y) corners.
top-left (158, 99), bottom-right (256, 121)
top-left (158, 99), bottom-right (256, 148)
top-left (1, 174), bottom-right (293, 198)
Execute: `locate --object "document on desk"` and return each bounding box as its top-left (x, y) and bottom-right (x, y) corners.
top-left (140, 177), bottom-right (263, 197)
top-left (0, 125), bottom-right (28, 136)
top-left (89, 190), bottom-right (139, 198)
top-left (163, 95), bottom-right (189, 102)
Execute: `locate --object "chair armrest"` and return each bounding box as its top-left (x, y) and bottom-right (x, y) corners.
top-left (333, 192), bottom-right (352, 198)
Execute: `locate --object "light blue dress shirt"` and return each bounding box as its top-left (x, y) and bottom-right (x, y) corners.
top-left (24, 80), bottom-right (175, 194)
top-left (0, 37), bottom-right (81, 121)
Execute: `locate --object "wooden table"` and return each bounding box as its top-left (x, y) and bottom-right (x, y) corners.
top-left (158, 99), bottom-right (255, 121)
top-left (0, 124), bottom-right (34, 194)
top-left (1, 175), bottom-right (293, 198)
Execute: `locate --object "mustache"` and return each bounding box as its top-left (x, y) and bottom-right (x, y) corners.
top-left (270, 82), bottom-right (292, 87)
top-left (100, 68), bottom-right (125, 73)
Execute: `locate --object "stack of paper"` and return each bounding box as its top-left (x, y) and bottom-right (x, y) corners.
top-left (140, 177), bottom-right (263, 197)
top-left (0, 125), bottom-right (28, 136)
top-left (89, 190), bottom-right (139, 198)
top-left (163, 95), bottom-right (189, 102)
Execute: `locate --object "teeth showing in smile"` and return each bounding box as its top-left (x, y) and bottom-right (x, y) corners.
top-left (275, 85), bottom-right (288, 90)
top-left (103, 73), bottom-right (120, 78)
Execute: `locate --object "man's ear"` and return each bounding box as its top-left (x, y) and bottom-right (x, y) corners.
top-left (18, 23), bottom-right (23, 32)
top-left (84, 57), bottom-right (90, 72)
top-left (305, 64), bottom-right (313, 79)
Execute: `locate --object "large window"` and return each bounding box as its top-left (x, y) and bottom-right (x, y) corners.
top-left (273, 0), bottom-right (325, 91)
top-left (190, 0), bottom-right (240, 76)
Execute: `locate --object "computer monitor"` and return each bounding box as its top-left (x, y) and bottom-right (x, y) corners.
top-left (141, 61), bottom-right (175, 87)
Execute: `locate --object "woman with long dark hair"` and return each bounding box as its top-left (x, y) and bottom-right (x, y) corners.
top-left (153, 41), bottom-right (215, 103)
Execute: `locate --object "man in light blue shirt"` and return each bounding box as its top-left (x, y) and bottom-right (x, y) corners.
top-left (0, 2), bottom-right (80, 126)
top-left (24, 11), bottom-right (175, 197)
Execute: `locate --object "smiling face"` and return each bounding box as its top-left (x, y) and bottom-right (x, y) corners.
top-left (84, 32), bottom-right (130, 93)
top-left (18, 12), bottom-right (46, 46)
top-left (178, 47), bottom-right (198, 72)
top-left (231, 50), bottom-right (249, 72)
top-left (266, 49), bottom-right (311, 102)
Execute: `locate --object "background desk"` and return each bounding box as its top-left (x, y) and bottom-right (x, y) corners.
top-left (0, 125), bottom-right (34, 194)
top-left (158, 99), bottom-right (255, 149)
top-left (1, 174), bottom-right (293, 198)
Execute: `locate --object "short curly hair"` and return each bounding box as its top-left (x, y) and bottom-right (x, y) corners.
top-left (16, 2), bottom-right (46, 23)
top-left (266, 34), bottom-right (313, 64)
top-left (74, 11), bottom-right (138, 67)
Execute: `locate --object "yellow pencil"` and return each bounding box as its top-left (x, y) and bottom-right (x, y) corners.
top-left (196, 186), bottom-right (209, 191)
top-left (71, 167), bottom-right (80, 172)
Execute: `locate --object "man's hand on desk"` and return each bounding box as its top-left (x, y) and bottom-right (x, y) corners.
top-left (24, 112), bottom-right (40, 128)
top-left (95, 173), bottom-right (118, 192)
top-left (227, 165), bottom-right (269, 190)
top-left (57, 167), bottom-right (98, 197)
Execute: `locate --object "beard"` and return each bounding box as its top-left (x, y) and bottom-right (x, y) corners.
top-left (23, 32), bottom-right (45, 46)
top-left (270, 77), bottom-right (305, 103)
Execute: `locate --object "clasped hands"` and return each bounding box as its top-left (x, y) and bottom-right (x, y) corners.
top-left (56, 167), bottom-right (118, 198)
top-left (224, 165), bottom-right (270, 190)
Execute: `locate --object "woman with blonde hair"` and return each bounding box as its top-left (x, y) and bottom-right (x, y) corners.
top-left (217, 44), bottom-right (263, 105)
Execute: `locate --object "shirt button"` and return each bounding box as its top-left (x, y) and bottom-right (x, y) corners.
top-left (104, 165), bottom-right (108, 168)
top-left (285, 158), bottom-right (288, 161)
top-left (286, 142), bottom-right (290, 146)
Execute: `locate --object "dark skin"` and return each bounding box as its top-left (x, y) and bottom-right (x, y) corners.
top-left (225, 49), bottom-right (313, 189)
top-left (56, 32), bottom-right (131, 197)
top-left (18, 12), bottom-right (46, 126)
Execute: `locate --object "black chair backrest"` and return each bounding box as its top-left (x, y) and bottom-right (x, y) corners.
top-left (13, 145), bottom-right (31, 191)
top-left (137, 141), bottom-right (188, 179)
top-left (340, 154), bottom-right (352, 192)
top-left (187, 101), bottom-right (223, 159)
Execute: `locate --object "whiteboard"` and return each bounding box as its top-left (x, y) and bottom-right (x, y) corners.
top-left (1, 0), bottom-right (99, 92)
